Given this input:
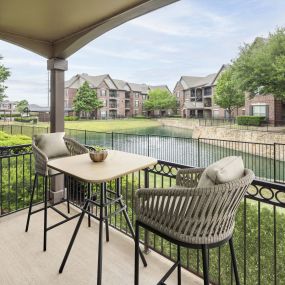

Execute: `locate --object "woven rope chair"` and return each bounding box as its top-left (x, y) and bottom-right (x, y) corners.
top-left (134, 167), bottom-right (254, 285)
top-left (25, 135), bottom-right (88, 251)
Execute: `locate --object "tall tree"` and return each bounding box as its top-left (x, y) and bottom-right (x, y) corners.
top-left (16, 100), bottom-right (29, 113)
top-left (0, 55), bottom-right (10, 102)
top-left (214, 67), bottom-right (245, 119)
top-left (144, 89), bottom-right (177, 115)
top-left (73, 81), bottom-right (103, 118)
top-left (233, 28), bottom-right (285, 99)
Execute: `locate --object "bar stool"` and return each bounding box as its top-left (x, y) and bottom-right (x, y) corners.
top-left (25, 132), bottom-right (88, 251)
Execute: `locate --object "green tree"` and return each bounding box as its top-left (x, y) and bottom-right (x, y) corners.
top-left (233, 28), bottom-right (285, 99)
top-left (214, 67), bottom-right (245, 119)
top-left (144, 89), bottom-right (177, 115)
top-left (0, 55), bottom-right (10, 102)
top-left (73, 81), bottom-right (103, 119)
top-left (16, 99), bottom-right (29, 114)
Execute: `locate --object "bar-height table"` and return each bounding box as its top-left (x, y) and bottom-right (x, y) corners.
top-left (47, 150), bottom-right (157, 285)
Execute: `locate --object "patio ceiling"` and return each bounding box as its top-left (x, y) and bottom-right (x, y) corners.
top-left (0, 0), bottom-right (178, 59)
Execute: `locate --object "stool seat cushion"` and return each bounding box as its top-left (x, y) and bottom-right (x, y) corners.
top-left (35, 132), bottom-right (70, 159)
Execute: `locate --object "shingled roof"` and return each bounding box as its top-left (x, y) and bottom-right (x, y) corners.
top-left (178, 64), bottom-right (228, 91)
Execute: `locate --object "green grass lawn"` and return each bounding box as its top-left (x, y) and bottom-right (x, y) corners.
top-left (34, 119), bottom-right (161, 132)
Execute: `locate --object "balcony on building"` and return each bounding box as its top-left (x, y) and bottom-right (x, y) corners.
top-left (109, 102), bottom-right (118, 109)
top-left (203, 87), bottom-right (212, 97)
top-left (204, 97), bottom-right (212, 108)
top-left (109, 90), bottom-right (118, 98)
top-left (125, 92), bottom-right (131, 100)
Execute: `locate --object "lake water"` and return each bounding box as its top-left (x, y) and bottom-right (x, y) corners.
top-left (122, 126), bottom-right (193, 138)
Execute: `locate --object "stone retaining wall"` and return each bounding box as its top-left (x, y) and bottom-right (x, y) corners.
top-left (192, 126), bottom-right (285, 161)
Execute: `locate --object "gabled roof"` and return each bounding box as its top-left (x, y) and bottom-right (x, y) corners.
top-left (65, 73), bottom-right (117, 89)
top-left (148, 85), bottom-right (171, 93)
top-left (65, 74), bottom-right (170, 93)
top-left (124, 82), bottom-right (149, 93)
top-left (177, 64), bottom-right (229, 91)
top-left (112, 79), bottom-right (131, 91)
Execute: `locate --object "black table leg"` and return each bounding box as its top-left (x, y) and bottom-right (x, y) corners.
top-left (103, 182), bottom-right (110, 242)
top-left (116, 178), bottom-right (147, 267)
top-left (59, 199), bottom-right (89, 273)
top-left (87, 183), bottom-right (91, 227)
top-left (97, 183), bottom-right (105, 285)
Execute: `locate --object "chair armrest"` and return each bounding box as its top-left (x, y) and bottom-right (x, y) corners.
top-left (64, 137), bottom-right (88, 155)
top-left (176, 167), bottom-right (205, 188)
top-left (32, 144), bottom-right (48, 176)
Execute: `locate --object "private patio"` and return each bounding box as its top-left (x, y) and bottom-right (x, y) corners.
top-left (1, 1), bottom-right (285, 285)
top-left (0, 204), bottom-right (203, 285)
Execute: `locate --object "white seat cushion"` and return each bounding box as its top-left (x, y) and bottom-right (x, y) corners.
top-left (197, 156), bottom-right (245, 188)
top-left (34, 132), bottom-right (70, 159)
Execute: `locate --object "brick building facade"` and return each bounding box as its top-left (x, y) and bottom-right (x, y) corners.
top-left (245, 94), bottom-right (285, 125)
top-left (65, 74), bottom-right (170, 119)
top-left (173, 65), bottom-right (235, 118)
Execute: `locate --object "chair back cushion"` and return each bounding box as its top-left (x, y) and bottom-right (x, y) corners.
top-left (34, 132), bottom-right (70, 159)
top-left (197, 156), bottom-right (245, 188)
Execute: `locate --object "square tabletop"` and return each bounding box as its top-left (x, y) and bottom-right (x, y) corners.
top-left (47, 150), bottom-right (157, 183)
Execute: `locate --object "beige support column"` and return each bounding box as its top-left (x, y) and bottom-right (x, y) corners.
top-left (47, 58), bottom-right (68, 202)
top-left (47, 58), bottom-right (68, 132)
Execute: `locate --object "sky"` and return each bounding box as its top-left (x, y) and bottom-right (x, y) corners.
top-left (1, 0), bottom-right (285, 106)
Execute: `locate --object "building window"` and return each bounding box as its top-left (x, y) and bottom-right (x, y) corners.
top-left (101, 89), bottom-right (106, 96)
top-left (251, 105), bottom-right (268, 118)
top-left (191, 89), bottom-right (195, 97)
top-left (196, 89), bottom-right (202, 102)
top-left (109, 90), bottom-right (117, 97)
top-left (176, 91), bottom-right (180, 98)
top-left (135, 100), bottom-right (139, 107)
top-left (204, 87), bottom-right (212, 96)
top-left (135, 92), bottom-right (139, 98)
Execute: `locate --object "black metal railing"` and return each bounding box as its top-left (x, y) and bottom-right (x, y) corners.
top-left (1, 124), bottom-right (285, 183)
top-left (198, 118), bottom-right (285, 132)
top-left (1, 144), bottom-right (285, 284)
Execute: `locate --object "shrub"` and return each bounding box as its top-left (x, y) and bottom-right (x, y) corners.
top-left (64, 116), bottom-right (79, 121)
top-left (0, 131), bottom-right (31, 146)
top-left (0, 113), bottom-right (21, 118)
top-left (14, 117), bottom-right (38, 124)
top-left (237, 116), bottom-right (265, 126)
top-left (133, 115), bottom-right (147, 119)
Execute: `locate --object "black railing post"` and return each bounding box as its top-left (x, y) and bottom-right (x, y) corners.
top-left (20, 125), bottom-right (23, 135)
top-left (143, 169), bottom-right (150, 254)
top-left (111, 132), bottom-right (114, 150)
top-left (198, 138), bottom-right (201, 167)
top-left (11, 125), bottom-right (13, 135)
top-left (274, 143), bottom-right (276, 182)
top-left (84, 129), bottom-right (87, 145)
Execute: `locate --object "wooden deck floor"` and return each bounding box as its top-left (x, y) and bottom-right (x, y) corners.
top-left (0, 205), bottom-right (203, 285)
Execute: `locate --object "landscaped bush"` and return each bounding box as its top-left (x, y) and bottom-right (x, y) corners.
top-left (0, 113), bottom-right (21, 118)
top-left (0, 131), bottom-right (31, 146)
top-left (237, 116), bottom-right (265, 126)
top-left (64, 116), bottom-right (79, 121)
top-left (133, 115), bottom-right (147, 119)
top-left (14, 116), bottom-right (38, 124)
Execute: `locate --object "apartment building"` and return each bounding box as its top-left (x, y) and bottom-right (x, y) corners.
top-left (65, 74), bottom-right (170, 119)
top-left (174, 65), bottom-right (245, 119)
top-left (0, 100), bottom-right (18, 113)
